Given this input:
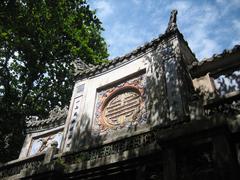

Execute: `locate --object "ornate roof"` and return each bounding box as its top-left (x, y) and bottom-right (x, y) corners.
top-left (191, 44), bottom-right (240, 68)
top-left (26, 106), bottom-right (68, 133)
top-left (74, 31), bottom-right (174, 80)
top-left (165, 9), bottom-right (178, 33)
top-left (190, 44), bottom-right (240, 78)
top-left (74, 10), bottom-right (195, 81)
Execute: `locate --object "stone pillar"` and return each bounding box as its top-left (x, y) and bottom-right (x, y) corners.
top-left (163, 148), bottom-right (176, 180)
top-left (213, 134), bottom-right (239, 180)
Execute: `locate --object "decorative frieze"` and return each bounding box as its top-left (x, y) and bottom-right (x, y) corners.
top-left (0, 155), bottom-right (44, 178)
top-left (64, 130), bottom-right (156, 164)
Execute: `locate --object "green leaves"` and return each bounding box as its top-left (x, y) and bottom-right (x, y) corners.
top-left (0, 0), bottom-right (108, 162)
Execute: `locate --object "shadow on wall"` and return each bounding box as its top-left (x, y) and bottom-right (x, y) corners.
top-left (145, 38), bottom-right (192, 126)
top-left (145, 46), bottom-right (169, 126)
top-left (67, 37), bottom-right (194, 161)
top-left (62, 37), bottom-right (199, 175)
top-left (196, 68), bottom-right (240, 126)
top-left (70, 113), bottom-right (105, 152)
top-left (214, 69), bottom-right (240, 96)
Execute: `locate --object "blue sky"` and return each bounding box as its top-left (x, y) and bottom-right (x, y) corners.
top-left (88, 0), bottom-right (240, 61)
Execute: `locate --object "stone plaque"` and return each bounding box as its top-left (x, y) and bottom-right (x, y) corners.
top-left (95, 75), bottom-right (146, 134)
top-left (103, 90), bottom-right (141, 127)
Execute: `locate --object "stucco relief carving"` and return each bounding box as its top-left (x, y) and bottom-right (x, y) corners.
top-left (28, 132), bottom-right (63, 156)
top-left (95, 75), bottom-right (146, 134)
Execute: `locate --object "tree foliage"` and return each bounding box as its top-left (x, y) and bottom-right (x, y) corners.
top-left (0, 0), bottom-right (108, 162)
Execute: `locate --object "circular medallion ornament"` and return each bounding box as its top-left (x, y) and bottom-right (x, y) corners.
top-left (96, 78), bottom-right (145, 133)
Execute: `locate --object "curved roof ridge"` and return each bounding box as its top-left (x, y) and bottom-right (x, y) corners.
top-left (26, 106), bottom-right (68, 133)
top-left (191, 44), bottom-right (240, 68)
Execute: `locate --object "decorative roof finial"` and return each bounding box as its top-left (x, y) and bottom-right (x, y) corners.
top-left (73, 58), bottom-right (95, 75)
top-left (165, 9), bottom-right (178, 33)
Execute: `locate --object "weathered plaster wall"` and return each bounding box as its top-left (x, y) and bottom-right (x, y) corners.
top-left (62, 51), bottom-right (150, 152)
top-left (19, 126), bottom-right (64, 159)
top-left (192, 73), bottom-right (216, 93)
top-left (62, 34), bottom-right (194, 153)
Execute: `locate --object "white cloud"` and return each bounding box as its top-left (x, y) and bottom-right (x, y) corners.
top-left (231, 40), bottom-right (240, 47)
top-left (132, 0), bottom-right (141, 5)
top-left (216, 0), bottom-right (240, 8)
top-left (89, 0), bottom-right (239, 60)
top-left (191, 36), bottom-right (221, 60)
top-left (104, 23), bottom-right (151, 58)
top-left (167, 1), bottom-right (191, 12)
top-left (91, 0), bottom-right (113, 19)
top-left (231, 20), bottom-right (240, 46)
top-left (233, 20), bottom-right (240, 31)
top-left (166, 1), bottom-right (224, 60)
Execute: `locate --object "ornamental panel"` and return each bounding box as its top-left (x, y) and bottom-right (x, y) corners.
top-left (28, 131), bottom-right (63, 156)
top-left (94, 74), bottom-right (146, 135)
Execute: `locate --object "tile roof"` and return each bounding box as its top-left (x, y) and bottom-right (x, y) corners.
top-left (74, 29), bottom-right (192, 80)
top-left (26, 106), bottom-right (68, 133)
top-left (189, 44), bottom-right (240, 78)
top-left (74, 10), bottom-right (197, 81)
top-left (190, 44), bottom-right (240, 69)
